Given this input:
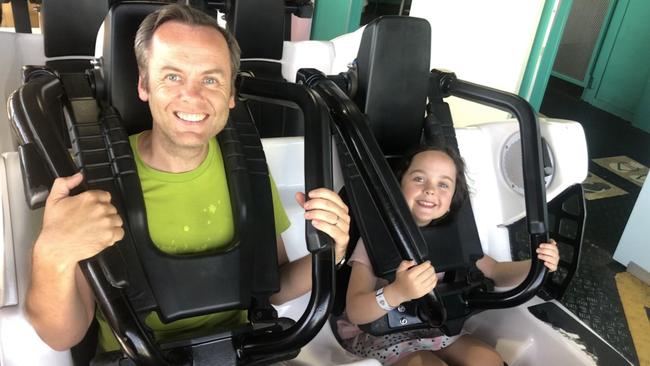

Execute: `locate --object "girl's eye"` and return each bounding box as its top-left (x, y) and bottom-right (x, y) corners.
top-left (413, 176), bottom-right (424, 183)
top-left (439, 182), bottom-right (449, 189)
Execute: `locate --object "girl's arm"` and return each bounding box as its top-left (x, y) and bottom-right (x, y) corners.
top-left (346, 260), bottom-right (437, 325)
top-left (477, 239), bottom-right (559, 287)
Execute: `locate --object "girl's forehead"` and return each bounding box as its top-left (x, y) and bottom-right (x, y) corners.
top-left (410, 150), bottom-right (456, 171)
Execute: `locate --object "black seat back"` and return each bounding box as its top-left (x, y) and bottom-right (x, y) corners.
top-left (351, 16), bottom-right (484, 278)
top-left (99, 1), bottom-right (158, 135)
top-left (41, 0), bottom-right (109, 72)
top-left (227, 0), bottom-right (306, 137)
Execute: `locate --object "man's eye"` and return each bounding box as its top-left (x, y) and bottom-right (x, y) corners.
top-left (166, 74), bottom-right (180, 82)
top-left (203, 77), bottom-right (217, 85)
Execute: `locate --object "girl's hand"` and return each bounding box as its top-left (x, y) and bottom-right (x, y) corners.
top-left (388, 260), bottom-right (437, 304)
top-left (537, 239), bottom-right (559, 272)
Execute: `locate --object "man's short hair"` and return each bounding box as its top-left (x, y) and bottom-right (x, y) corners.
top-left (134, 3), bottom-right (241, 90)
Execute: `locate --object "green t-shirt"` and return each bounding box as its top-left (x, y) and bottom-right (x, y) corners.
top-left (97, 133), bottom-right (291, 352)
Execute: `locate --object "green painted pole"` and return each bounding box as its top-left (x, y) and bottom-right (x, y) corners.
top-left (519, 0), bottom-right (573, 111)
top-left (311, 0), bottom-right (363, 41)
top-left (632, 77), bottom-right (650, 133)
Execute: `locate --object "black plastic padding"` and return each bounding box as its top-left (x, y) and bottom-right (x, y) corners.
top-left (420, 203), bottom-right (484, 273)
top-left (299, 68), bottom-right (447, 328)
top-left (45, 59), bottom-right (94, 74)
top-left (7, 72), bottom-right (83, 208)
top-left (17, 143), bottom-right (54, 208)
top-left (116, 107), bottom-right (273, 323)
top-left (239, 60), bottom-right (284, 81)
top-left (227, 0), bottom-right (284, 60)
top-left (102, 2), bottom-right (162, 135)
top-left (538, 184), bottom-right (585, 300)
top-left (355, 16), bottom-right (431, 157)
top-left (41, 0), bottom-right (108, 57)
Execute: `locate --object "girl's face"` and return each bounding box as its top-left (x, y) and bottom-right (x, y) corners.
top-left (400, 150), bottom-right (457, 226)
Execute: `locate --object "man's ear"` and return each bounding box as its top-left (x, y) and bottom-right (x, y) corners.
top-left (137, 74), bottom-right (149, 102)
top-left (228, 94), bottom-right (235, 109)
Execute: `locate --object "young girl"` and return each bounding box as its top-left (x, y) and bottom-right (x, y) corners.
top-left (338, 145), bottom-right (560, 366)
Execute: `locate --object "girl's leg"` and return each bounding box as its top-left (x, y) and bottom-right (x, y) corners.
top-left (435, 335), bottom-right (503, 366)
top-left (393, 350), bottom-right (448, 366)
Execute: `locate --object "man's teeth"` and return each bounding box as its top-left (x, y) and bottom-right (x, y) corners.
top-left (175, 112), bottom-right (206, 122)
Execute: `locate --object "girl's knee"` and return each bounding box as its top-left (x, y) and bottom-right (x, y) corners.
top-left (483, 348), bottom-right (504, 366)
top-left (437, 335), bottom-right (503, 366)
top-left (394, 350), bottom-right (447, 366)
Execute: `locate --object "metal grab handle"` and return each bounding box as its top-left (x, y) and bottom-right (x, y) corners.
top-left (236, 76), bottom-right (336, 361)
top-left (433, 69), bottom-right (550, 308)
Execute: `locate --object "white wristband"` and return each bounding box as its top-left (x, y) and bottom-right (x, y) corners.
top-left (375, 287), bottom-right (396, 311)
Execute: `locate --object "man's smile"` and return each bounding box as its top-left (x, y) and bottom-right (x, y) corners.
top-left (174, 111), bottom-right (207, 122)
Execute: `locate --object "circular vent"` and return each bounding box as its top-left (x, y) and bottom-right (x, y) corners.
top-left (500, 132), bottom-right (555, 195)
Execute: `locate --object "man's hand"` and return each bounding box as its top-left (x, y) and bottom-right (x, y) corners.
top-left (295, 188), bottom-right (350, 263)
top-left (36, 172), bottom-right (124, 265)
top-left (26, 172), bottom-right (125, 350)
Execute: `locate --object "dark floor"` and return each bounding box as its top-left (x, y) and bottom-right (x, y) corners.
top-left (536, 76), bottom-right (650, 365)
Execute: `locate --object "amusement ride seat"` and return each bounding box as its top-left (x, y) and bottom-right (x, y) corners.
top-left (296, 15), bottom-right (585, 337)
top-left (8, 1), bottom-right (338, 365)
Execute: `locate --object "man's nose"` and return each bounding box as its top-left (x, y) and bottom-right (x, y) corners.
top-left (181, 80), bottom-right (202, 99)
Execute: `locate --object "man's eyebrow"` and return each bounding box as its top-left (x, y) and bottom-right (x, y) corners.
top-left (159, 66), bottom-right (226, 76)
top-left (160, 65), bottom-right (183, 73)
top-left (202, 68), bottom-right (226, 75)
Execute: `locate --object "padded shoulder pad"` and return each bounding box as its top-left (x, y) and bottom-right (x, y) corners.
top-left (355, 16), bottom-right (431, 156)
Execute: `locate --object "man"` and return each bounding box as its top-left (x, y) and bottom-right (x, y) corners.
top-left (25, 4), bottom-right (350, 353)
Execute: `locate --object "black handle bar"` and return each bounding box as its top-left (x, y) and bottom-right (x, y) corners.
top-left (433, 70), bottom-right (550, 308)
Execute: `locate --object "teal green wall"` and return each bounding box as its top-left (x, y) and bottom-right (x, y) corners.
top-left (311, 0), bottom-right (363, 41)
top-left (632, 77), bottom-right (650, 133)
top-left (583, 0), bottom-right (650, 123)
top-left (519, 0), bottom-right (573, 111)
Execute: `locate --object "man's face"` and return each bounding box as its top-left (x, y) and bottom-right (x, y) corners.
top-left (138, 21), bottom-right (235, 150)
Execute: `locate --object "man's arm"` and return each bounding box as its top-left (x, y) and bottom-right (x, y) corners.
top-left (25, 173), bottom-right (124, 350)
top-left (270, 188), bottom-right (350, 305)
